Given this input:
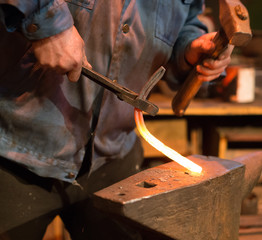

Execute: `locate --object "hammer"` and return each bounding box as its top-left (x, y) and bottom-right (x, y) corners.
top-left (172, 0), bottom-right (252, 117)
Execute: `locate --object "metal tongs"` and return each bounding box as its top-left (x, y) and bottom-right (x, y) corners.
top-left (81, 66), bottom-right (165, 116)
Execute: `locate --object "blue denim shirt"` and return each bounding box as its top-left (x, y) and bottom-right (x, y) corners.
top-left (0, 0), bottom-right (206, 183)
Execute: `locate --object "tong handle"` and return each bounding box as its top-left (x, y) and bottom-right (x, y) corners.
top-left (81, 67), bottom-right (137, 100)
top-left (81, 66), bottom-right (159, 116)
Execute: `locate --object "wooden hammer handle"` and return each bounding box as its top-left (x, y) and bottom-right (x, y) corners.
top-left (172, 29), bottom-right (228, 117)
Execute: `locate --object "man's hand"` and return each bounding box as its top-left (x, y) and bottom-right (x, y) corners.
top-left (185, 32), bottom-right (234, 82)
top-left (32, 26), bottom-right (91, 82)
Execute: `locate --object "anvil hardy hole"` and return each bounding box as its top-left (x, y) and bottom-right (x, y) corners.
top-left (118, 193), bottom-right (126, 196)
top-left (136, 181), bottom-right (157, 188)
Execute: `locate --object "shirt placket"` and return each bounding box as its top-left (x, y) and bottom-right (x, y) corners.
top-left (107, 0), bottom-right (131, 82)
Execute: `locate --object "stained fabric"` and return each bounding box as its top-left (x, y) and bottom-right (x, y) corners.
top-left (0, 0), bottom-right (206, 182)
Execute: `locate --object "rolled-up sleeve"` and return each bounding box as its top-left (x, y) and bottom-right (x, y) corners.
top-left (0, 0), bottom-right (73, 40)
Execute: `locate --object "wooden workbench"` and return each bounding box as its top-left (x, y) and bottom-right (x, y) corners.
top-left (149, 93), bottom-right (262, 116)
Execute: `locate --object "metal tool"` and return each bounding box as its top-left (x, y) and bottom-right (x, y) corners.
top-left (93, 152), bottom-right (262, 239)
top-left (172, 0), bottom-right (252, 117)
top-left (81, 66), bottom-right (166, 116)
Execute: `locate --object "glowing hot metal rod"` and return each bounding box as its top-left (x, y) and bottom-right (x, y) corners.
top-left (82, 66), bottom-right (202, 173)
top-left (135, 67), bottom-right (202, 174)
top-left (134, 108), bottom-right (202, 174)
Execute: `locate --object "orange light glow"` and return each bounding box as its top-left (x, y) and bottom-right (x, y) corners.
top-left (134, 108), bottom-right (202, 174)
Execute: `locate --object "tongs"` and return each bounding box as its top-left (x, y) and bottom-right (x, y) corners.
top-left (81, 66), bottom-right (165, 116)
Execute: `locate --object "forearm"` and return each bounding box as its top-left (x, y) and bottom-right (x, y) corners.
top-left (0, 0), bottom-right (73, 40)
top-left (165, 0), bottom-right (207, 87)
top-left (0, 0), bottom-right (86, 82)
top-left (172, 23), bottom-right (207, 79)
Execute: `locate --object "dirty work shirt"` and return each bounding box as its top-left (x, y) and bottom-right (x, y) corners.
top-left (0, 0), bottom-right (206, 182)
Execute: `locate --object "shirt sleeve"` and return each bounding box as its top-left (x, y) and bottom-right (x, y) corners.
top-left (0, 0), bottom-right (73, 40)
top-left (164, 0), bottom-right (207, 88)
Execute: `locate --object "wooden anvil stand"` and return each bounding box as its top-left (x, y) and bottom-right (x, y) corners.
top-left (93, 152), bottom-right (262, 240)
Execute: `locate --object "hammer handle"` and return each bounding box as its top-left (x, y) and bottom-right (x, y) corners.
top-left (172, 29), bottom-right (228, 117)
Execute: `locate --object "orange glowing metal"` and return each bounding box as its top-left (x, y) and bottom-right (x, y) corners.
top-left (134, 108), bottom-right (202, 174)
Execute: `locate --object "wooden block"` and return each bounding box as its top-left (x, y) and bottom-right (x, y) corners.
top-left (43, 216), bottom-right (69, 240)
top-left (210, 127), bottom-right (262, 158)
top-left (239, 215), bottom-right (262, 240)
top-left (217, 127), bottom-right (262, 142)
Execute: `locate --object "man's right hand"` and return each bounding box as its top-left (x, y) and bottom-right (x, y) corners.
top-left (185, 32), bottom-right (234, 82)
top-left (32, 25), bottom-right (91, 82)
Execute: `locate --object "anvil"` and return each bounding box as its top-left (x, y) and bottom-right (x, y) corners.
top-left (93, 152), bottom-right (262, 240)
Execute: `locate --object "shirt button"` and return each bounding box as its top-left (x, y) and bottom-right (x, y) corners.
top-left (66, 172), bottom-right (75, 179)
top-left (27, 24), bottom-right (39, 33)
top-left (122, 24), bottom-right (130, 34)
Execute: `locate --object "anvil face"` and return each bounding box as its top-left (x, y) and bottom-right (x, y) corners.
top-left (93, 155), bottom-right (245, 240)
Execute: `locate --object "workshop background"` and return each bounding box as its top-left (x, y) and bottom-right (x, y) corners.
top-left (43, 1), bottom-right (262, 239)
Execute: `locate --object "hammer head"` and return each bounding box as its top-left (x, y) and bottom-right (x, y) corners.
top-left (220, 0), bottom-right (252, 46)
